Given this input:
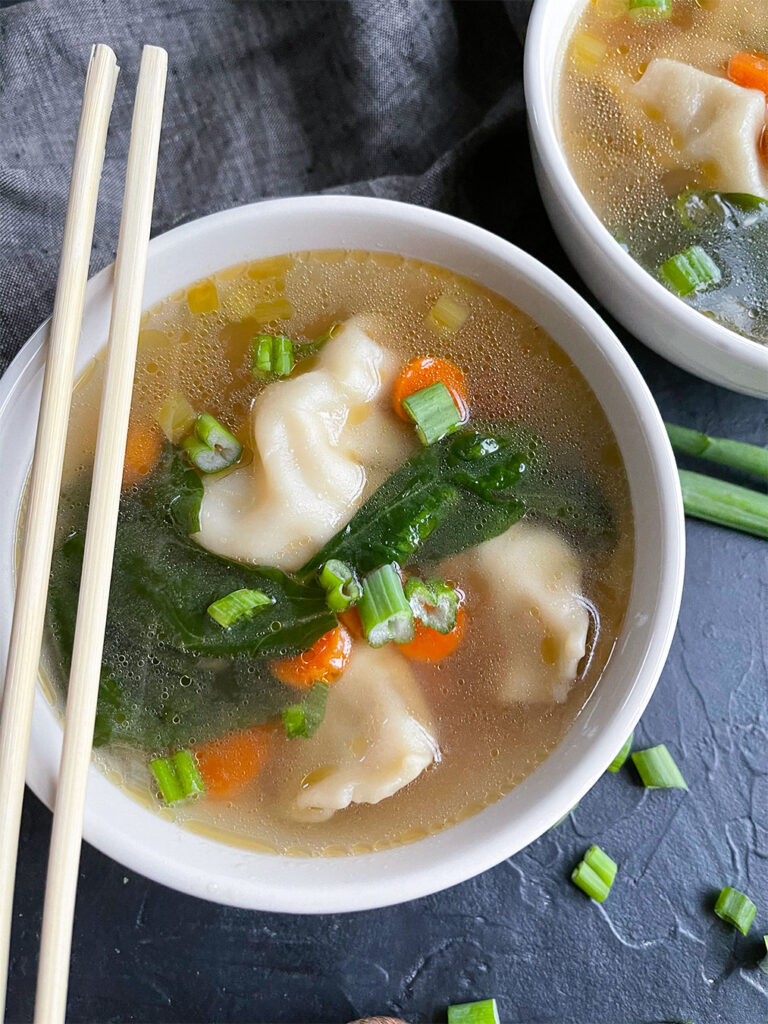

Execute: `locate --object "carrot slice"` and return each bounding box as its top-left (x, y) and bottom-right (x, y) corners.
top-left (727, 52), bottom-right (768, 97)
top-left (400, 605), bottom-right (466, 663)
top-left (337, 607), bottom-right (364, 639)
top-left (392, 357), bottom-right (468, 422)
top-left (271, 625), bottom-right (352, 689)
top-left (194, 723), bottom-right (274, 798)
top-left (122, 421), bottom-right (162, 488)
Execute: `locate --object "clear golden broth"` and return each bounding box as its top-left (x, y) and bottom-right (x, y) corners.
top-left (45, 249), bottom-right (634, 856)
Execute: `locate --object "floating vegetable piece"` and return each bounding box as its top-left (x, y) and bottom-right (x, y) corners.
top-left (400, 605), bottom-right (466, 663)
top-left (426, 293), bottom-right (468, 333)
top-left (194, 723), bottom-right (274, 797)
top-left (282, 682), bottom-right (330, 739)
top-left (150, 749), bottom-right (204, 804)
top-left (714, 886), bottom-right (756, 935)
top-left (272, 625), bottom-right (352, 689)
top-left (319, 559), bottom-right (361, 612)
top-left (727, 51), bottom-right (768, 98)
top-left (658, 246), bottom-right (721, 298)
top-left (157, 392), bottom-right (197, 444)
top-left (251, 333), bottom-right (295, 379)
top-left (404, 577), bottom-right (459, 634)
top-left (207, 588), bottom-right (273, 628)
top-left (392, 356), bottom-right (467, 421)
top-left (628, 0), bottom-right (672, 19)
top-left (358, 564), bottom-right (414, 647)
top-left (182, 412), bottom-right (243, 473)
top-left (402, 382), bottom-right (463, 445)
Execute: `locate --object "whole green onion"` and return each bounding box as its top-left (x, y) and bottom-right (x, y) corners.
top-left (666, 424), bottom-right (768, 480)
top-left (608, 733), bottom-right (633, 773)
top-left (631, 744), bottom-right (687, 790)
top-left (150, 749), bottom-right (204, 804)
top-left (207, 588), bottom-right (273, 628)
top-left (678, 470), bottom-right (768, 540)
top-left (358, 564), bottom-right (414, 647)
top-left (182, 413), bottom-right (243, 473)
top-left (401, 382), bottom-right (463, 445)
top-left (714, 886), bottom-right (756, 936)
top-left (447, 999), bottom-right (500, 1024)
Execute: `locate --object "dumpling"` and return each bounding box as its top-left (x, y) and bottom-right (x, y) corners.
top-left (442, 521), bottom-right (589, 704)
top-left (194, 317), bottom-right (411, 570)
top-left (286, 644), bottom-right (439, 823)
top-left (632, 59), bottom-right (768, 198)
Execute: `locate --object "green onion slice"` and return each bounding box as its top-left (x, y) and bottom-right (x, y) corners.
top-left (358, 564), bottom-right (414, 647)
top-left (759, 936), bottom-right (768, 975)
top-left (571, 859), bottom-right (611, 903)
top-left (319, 559), bottom-right (361, 613)
top-left (608, 733), bottom-right (633, 772)
top-left (584, 844), bottom-right (618, 888)
top-left (251, 333), bottom-right (295, 379)
top-left (631, 744), bottom-right (688, 789)
top-left (282, 682), bottom-right (330, 740)
top-left (658, 245), bottom-right (721, 298)
top-left (629, 0), bottom-right (672, 19)
top-left (714, 886), bottom-right (756, 935)
top-left (447, 999), bottom-right (500, 1024)
top-left (404, 577), bottom-right (459, 634)
top-left (150, 749), bottom-right (204, 804)
top-left (401, 381), bottom-right (463, 446)
top-left (182, 413), bottom-right (243, 473)
top-left (207, 588), bottom-right (273, 628)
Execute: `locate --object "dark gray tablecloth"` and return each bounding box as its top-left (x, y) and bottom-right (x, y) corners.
top-left (1, 2), bottom-right (766, 1022)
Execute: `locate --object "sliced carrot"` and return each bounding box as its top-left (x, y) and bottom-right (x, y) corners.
top-left (392, 357), bottom-right (468, 422)
top-left (194, 722), bottom-right (274, 798)
top-left (727, 52), bottom-right (768, 97)
top-left (337, 607), bottom-right (364, 639)
top-left (271, 624), bottom-right (352, 689)
top-left (400, 605), bottom-right (466, 663)
top-left (122, 421), bottom-right (162, 488)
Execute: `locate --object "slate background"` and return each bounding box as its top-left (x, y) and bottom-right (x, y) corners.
top-left (1, 1), bottom-right (767, 1022)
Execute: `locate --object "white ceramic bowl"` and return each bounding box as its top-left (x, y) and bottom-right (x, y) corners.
top-left (0, 196), bottom-right (684, 912)
top-left (525, 0), bottom-right (768, 398)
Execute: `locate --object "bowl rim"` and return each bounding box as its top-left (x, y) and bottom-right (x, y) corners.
top-left (1, 194), bottom-right (685, 912)
top-left (524, 0), bottom-right (768, 377)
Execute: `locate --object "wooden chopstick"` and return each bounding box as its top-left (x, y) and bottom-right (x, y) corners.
top-left (33, 45), bottom-right (167, 1024)
top-left (0, 44), bottom-right (118, 1020)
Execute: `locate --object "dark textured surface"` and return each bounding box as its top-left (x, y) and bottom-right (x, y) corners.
top-left (1, 2), bottom-right (767, 1022)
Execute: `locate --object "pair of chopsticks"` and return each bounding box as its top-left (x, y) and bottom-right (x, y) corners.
top-left (0, 43), bottom-right (167, 1023)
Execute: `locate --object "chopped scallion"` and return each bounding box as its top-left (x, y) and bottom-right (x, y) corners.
top-left (358, 564), bottom-right (414, 647)
top-left (150, 749), bottom-right (204, 804)
top-left (571, 859), bottom-right (611, 903)
top-left (427, 293), bottom-right (468, 333)
top-left (405, 577), bottom-right (459, 634)
top-left (251, 333), bottom-right (295, 379)
top-left (629, 0), bottom-right (672, 19)
top-left (658, 245), bottom-right (721, 297)
top-left (182, 413), bottom-right (243, 473)
top-left (584, 844), bottom-right (618, 888)
top-left (447, 998), bottom-right (500, 1024)
top-left (758, 936), bottom-right (768, 975)
top-left (402, 382), bottom-right (463, 446)
top-left (207, 588), bottom-right (273, 628)
top-left (631, 744), bottom-right (687, 789)
top-left (608, 733), bottom-right (633, 772)
top-left (714, 887), bottom-right (756, 935)
top-left (283, 682), bottom-right (330, 739)
top-left (319, 559), bottom-right (361, 612)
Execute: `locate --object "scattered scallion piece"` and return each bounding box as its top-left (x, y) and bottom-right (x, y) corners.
top-left (629, 0), bottom-right (672, 20)
top-left (584, 844), bottom-right (618, 888)
top-left (207, 588), bottom-right (273, 628)
top-left (251, 333), bottom-right (295, 379)
top-left (447, 998), bottom-right (500, 1024)
top-left (358, 564), bottom-right (414, 647)
top-left (758, 935), bottom-right (768, 975)
top-left (714, 886), bottom-right (756, 935)
top-left (678, 469), bottom-right (768, 540)
top-left (658, 245), bottom-right (721, 297)
top-left (427, 293), bottom-right (468, 333)
top-left (666, 424), bottom-right (768, 481)
top-left (401, 382), bottom-right (463, 446)
top-left (282, 682), bottom-right (330, 740)
top-left (631, 744), bottom-right (687, 790)
top-left (608, 733), bottom-right (633, 772)
top-left (150, 749), bottom-right (204, 804)
top-left (182, 413), bottom-right (243, 473)
top-left (319, 559), bottom-right (361, 613)
top-left (157, 392), bottom-right (197, 444)
top-left (405, 577), bottom-right (459, 634)
top-left (571, 857), bottom-right (612, 903)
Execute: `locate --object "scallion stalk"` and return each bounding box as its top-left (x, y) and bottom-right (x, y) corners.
top-left (283, 682), bottom-right (330, 739)
top-left (319, 559), bottom-right (361, 613)
top-left (402, 382), bottom-right (463, 445)
top-left (584, 845), bottom-right (618, 888)
top-left (207, 588), bottom-right (273, 628)
top-left (631, 744), bottom-right (687, 790)
top-left (150, 749), bottom-right (204, 804)
top-left (608, 733), bottom-right (633, 773)
top-left (678, 469), bottom-right (768, 540)
top-left (666, 424), bottom-right (768, 480)
top-left (251, 333), bottom-right (294, 379)
top-left (405, 577), bottom-right (459, 634)
top-left (182, 413), bottom-right (243, 473)
top-left (447, 999), bottom-right (500, 1024)
top-left (358, 564), bottom-right (414, 647)
top-left (629, 0), bottom-right (672, 19)
top-left (714, 886), bottom-right (756, 935)
top-left (658, 245), bottom-right (721, 297)
top-left (571, 860), bottom-right (611, 903)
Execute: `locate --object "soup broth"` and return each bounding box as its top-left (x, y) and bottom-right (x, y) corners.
top-left (42, 249), bottom-right (633, 856)
top-left (559, 0), bottom-right (768, 344)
